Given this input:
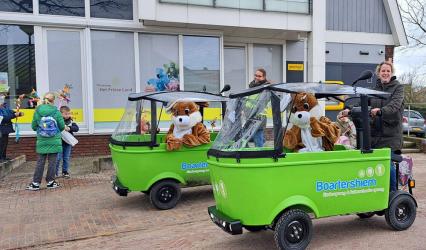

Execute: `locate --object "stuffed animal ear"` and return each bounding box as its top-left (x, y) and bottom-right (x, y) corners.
top-left (196, 102), bottom-right (209, 108)
top-left (305, 93), bottom-right (318, 110)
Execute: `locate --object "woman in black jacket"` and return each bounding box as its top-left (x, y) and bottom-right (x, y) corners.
top-left (342, 61), bottom-right (404, 191)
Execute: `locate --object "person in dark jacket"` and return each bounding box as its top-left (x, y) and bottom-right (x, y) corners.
top-left (342, 60), bottom-right (403, 191)
top-left (0, 95), bottom-right (24, 162)
top-left (369, 61), bottom-right (404, 152)
top-left (55, 106), bottom-right (79, 178)
top-left (369, 61), bottom-right (404, 191)
top-left (248, 68), bottom-right (271, 147)
top-left (27, 92), bottom-right (65, 191)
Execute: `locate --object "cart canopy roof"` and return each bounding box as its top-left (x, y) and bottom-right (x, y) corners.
top-left (128, 91), bottom-right (228, 104)
top-left (229, 82), bottom-right (389, 98)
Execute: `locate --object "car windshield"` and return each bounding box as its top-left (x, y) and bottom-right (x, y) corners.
top-left (211, 90), bottom-right (273, 151)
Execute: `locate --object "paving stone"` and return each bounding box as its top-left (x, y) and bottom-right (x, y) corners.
top-left (0, 154), bottom-right (425, 249)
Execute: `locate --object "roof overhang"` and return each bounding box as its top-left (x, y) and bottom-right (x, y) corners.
top-left (383, 0), bottom-right (408, 46)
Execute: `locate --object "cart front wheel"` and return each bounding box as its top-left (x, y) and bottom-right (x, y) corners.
top-left (149, 180), bottom-right (181, 210)
top-left (274, 209), bottom-right (312, 250)
top-left (385, 194), bottom-right (416, 230)
top-left (356, 212), bottom-right (375, 219)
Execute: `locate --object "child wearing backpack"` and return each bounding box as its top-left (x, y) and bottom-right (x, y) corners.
top-left (55, 106), bottom-right (79, 178)
top-left (27, 92), bottom-right (65, 191)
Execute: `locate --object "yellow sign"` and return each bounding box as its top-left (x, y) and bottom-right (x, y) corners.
top-left (324, 81), bottom-right (345, 111)
top-left (14, 108), bottom-right (84, 123)
top-left (288, 64), bottom-right (304, 71)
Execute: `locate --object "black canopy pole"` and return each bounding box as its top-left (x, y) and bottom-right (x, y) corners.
top-left (271, 92), bottom-right (284, 157)
top-left (151, 100), bottom-right (157, 146)
top-left (136, 101), bottom-right (142, 134)
top-left (360, 94), bottom-right (372, 153)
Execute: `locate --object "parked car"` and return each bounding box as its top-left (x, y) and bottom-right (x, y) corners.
top-left (403, 109), bottom-right (425, 137)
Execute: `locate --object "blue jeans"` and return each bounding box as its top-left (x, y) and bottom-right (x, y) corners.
top-left (56, 143), bottom-right (72, 175)
top-left (253, 129), bottom-right (265, 147)
top-left (390, 162), bottom-right (397, 192)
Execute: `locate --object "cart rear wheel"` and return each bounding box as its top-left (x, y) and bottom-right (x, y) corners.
top-left (385, 194), bottom-right (416, 230)
top-left (356, 212), bottom-right (375, 219)
top-left (244, 226), bottom-right (266, 232)
top-left (149, 180), bottom-right (181, 210)
top-left (274, 209), bottom-right (312, 250)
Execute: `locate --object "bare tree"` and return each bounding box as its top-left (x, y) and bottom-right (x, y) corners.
top-left (399, 68), bottom-right (426, 103)
top-left (398, 0), bottom-right (426, 47)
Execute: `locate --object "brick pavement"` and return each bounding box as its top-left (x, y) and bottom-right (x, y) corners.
top-left (0, 154), bottom-right (425, 250)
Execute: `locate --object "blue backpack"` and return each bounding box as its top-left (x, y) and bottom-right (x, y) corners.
top-left (37, 110), bottom-right (59, 137)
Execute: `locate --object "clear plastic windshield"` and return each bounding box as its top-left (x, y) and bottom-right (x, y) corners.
top-left (111, 100), bottom-right (155, 144)
top-left (211, 90), bottom-right (272, 151)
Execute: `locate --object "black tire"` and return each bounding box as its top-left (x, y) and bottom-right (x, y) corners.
top-left (274, 209), bottom-right (313, 250)
top-left (149, 180), bottom-right (181, 210)
top-left (356, 212), bottom-right (375, 219)
top-left (142, 191), bottom-right (149, 195)
top-left (244, 225), bottom-right (266, 232)
top-left (385, 194), bottom-right (416, 231)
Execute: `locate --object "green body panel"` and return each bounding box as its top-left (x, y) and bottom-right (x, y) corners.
top-left (208, 148), bottom-right (391, 226)
top-left (110, 133), bottom-right (216, 192)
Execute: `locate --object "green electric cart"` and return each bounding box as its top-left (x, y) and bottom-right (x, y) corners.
top-left (110, 89), bottom-right (228, 210)
top-left (207, 73), bottom-right (417, 249)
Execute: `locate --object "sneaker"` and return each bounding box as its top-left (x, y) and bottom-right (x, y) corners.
top-left (46, 180), bottom-right (60, 189)
top-left (26, 182), bottom-right (40, 191)
top-left (62, 172), bottom-right (70, 179)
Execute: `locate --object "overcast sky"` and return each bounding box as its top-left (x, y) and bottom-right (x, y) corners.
top-left (393, 0), bottom-right (426, 83)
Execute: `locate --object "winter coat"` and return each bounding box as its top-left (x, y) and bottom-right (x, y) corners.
top-left (369, 76), bottom-right (404, 151)
top-left (31, 104), bottom-right (65, 154)
top-left (64, 118), bottom-right (79, 136)
top-left (62, 117), bottom-right (79, 145)
top-left (0, 107), bottom-right (17, 134)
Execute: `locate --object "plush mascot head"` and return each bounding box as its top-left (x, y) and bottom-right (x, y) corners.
top-left (168, 101), bottom-right (202, 138)
top-left (284, 92), bottom-right (340, 152)
top-left (165, 101), bottom-right (211, 151)
top-left (289, 93), bottom-right (321, 128)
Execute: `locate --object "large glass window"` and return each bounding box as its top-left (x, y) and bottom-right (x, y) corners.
top-left (139, 34), bottom-right (179, 92)
top-left (47, 30), bottom-right (84, 124)
top-left (91, 31), bottom-right (135, 130)
top-left (0, 25), bottom-right (36, 130)
top-left (161, 0), bottom-right (309, 13)
top-left (39, 0), bottom-right (85, 17)
top-left (253, 44), bottom-right (283, 84)
top-left (0, 0), bottom-right (33, 13)
top-left (90, 0), bottom-right (133, 20)
top-left (183, 36), bottom-right (220, 93)
top-left (224, 46), bottom-right (246, 93)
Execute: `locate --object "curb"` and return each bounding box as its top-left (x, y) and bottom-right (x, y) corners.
top-left (0, 155), bottom-right (26, 180)
top-left (92, 156), bottom-right (113, 173)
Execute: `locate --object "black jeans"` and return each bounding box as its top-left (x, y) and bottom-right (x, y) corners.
top-left (0, 133), bottom-right (9, 159)
top-left (33, 153), bottom-right (58, 184)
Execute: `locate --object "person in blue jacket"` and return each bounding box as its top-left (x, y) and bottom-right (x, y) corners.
top-left (0, 95), bottom-right (24, 162)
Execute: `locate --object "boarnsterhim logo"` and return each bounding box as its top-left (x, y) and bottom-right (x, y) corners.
top-left (316, 178), bottom-right (377, 192)
top-left (315, 164), bottom-right (386, 197)
top-left (181, 162), bottom-right (209, 173)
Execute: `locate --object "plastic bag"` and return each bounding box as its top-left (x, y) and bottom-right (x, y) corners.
top-left (399, 155), bottom-right (413, 187)
top-left (61, 130), bottom-right (78, 146)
